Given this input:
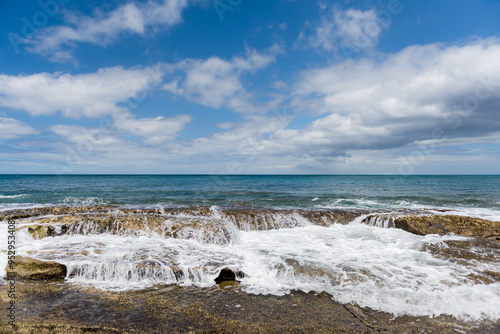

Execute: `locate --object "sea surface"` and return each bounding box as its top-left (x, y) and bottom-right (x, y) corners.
top-left (1, 174), bottom-right (500, 218)
top-left (1, 175), bottom-right (500, 321)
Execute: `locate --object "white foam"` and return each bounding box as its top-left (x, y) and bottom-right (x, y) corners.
top-left (61, 197), bottom-right (108, 205)
top-left (4, 221), bottom-right (500, 321)
top-left (316, 197), bottom-right (383, 209)
top-left (429, 207), bottom-right (500, 222)
top-left (15, 232), bottom-right (243, 291)
top-left (0, 194), bottom-right (26, 199)
top-left (234, 224), bottom-right (500, 321)
top-left (316, 198), bottom-right (500, 222)
top-left (0, 203), bottom-right (52, 212)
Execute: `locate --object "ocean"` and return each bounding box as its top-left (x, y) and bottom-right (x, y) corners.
top-left (1, 175), bottom-right (500, 217)
top-left (1, 175), bottom-right (500, 321)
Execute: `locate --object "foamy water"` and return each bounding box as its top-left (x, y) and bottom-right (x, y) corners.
top-left (3, 213), bottom-right (499, 322)
top-left (0, 194), bottom-right (26, 199)
top-left (317, 198), bottom-right (500, 222)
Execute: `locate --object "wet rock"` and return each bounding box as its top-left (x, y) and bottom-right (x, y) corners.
top-left (26, 225), bottom-right (56, 239)
top-left (0, 205), bottom-right (115, 221)
top-left (3, 281), bottom-right (500, 334)
top-left (361, 214), bottom-right (396, 228)
top-left (4, 205), bottom-right (368, 237)
top-left (299, 209), bottom-right (364, 226)
top-left (214, 268), bottom-right (244, 283)
top-left (7, 256), bottom-right (67, 281)
top-left (485, 270), bottom-right (500, 280)
top-left (171, 266), bottom-right (185, 280)
top-left (362, 213), bottom-right (500, 239)
top-left (5, 206), bottom-right (499, 239)
top-left (14, 212), bottom-right (236, 245)
top-left (420, 238), bottom-right (500, 284)
top-left (394, 215), bottom-right (500, 238)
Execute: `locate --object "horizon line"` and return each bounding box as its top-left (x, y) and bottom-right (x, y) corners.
top-left (1, 174), bottom-right (499, 176)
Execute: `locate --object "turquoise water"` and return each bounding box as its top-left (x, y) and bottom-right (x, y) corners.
top-left (1, 175), bottom-right (499, 216)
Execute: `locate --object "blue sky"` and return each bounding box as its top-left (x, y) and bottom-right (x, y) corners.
top-left (0, 0), bottom-right (499, 174)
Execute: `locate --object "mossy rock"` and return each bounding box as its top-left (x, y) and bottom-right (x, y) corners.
top-left (6, 256), bottom-right (67, 281)
top-left (26, 225), bottom-right (56, 239)
top-left (394, 215), bottom-right (500, 239)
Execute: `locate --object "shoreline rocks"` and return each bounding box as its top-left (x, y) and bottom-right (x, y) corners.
top-left (394, 215), bottom-right (500, 239)
top-left (1, 281), bottom-right (499, 334)
top-left (361, 214), bottom-right (500, 240)
top-left (3, 206), bottom-right (500, 241)
top-left (7, 257), bottom-right (67, 281)
top-left (2, 206), bottom-right (500, 332)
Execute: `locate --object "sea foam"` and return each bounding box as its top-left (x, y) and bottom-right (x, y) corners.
top-left (8, 218), bottom-right (500, 321)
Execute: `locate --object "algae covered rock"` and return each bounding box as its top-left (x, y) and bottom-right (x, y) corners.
top-left (7, 256), bottom-right (67, 280)
top-left (394, 215), bottom-right (500, 239)
top-left (26, 225), bottom-right (56, 239)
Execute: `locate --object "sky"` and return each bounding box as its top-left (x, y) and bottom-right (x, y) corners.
top-left (0, 0), bottom-right (499, 174)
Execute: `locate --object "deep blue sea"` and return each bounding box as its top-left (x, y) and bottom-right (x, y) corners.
top-left (1, 175), bottom-right (499, 218)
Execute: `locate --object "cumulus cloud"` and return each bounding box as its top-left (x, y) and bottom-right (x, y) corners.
top-left (309, 7), bottom-right (387, 54)
top-left (0, 117), bottom-right (39, 140)
top-left (256, 40), bottom-right (500, 158)
top-left (172, 110), bottom-right (294, 161)
top-left (50, 113), bottom-right (191, 150)
top-left (50, 124), bottom-right (122, 148)
top-left (5, 33), bottom-right (500, 174)
top-left (23, 0), bottom-right (190, 62)
top-left (0, 65), bottom-right (164, 118)
top-left (47, 123), bottom-right (187, 174)
top-left (113, 114), bottom-right (192, 144)
top-left (162, 45), bottom-right (282, 112)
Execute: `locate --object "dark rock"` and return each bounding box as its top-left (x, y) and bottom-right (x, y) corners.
top-left (214, 268), bottom-right (244, 283)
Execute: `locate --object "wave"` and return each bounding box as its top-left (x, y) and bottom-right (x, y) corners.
top-left (0, 194), bottom-right (27, 199)
top-left (314, 196), bottom-right (500, 221)
top-left (61, 197), bottom-right (109, 205)
top-left (0, 203), bottom-right (53, 212)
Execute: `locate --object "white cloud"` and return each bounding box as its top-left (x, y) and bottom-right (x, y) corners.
top-left (216, 122), bottom-right (234, 130)
top-left (44, 124), bottom-right (185, 174)
top-left (174, 112), bottom-right (293, 158)
top-left (255, 40), bottom-right (500, 159)
top-left (50, 113), bottom-right (191, 149)
top-left (4, 33), bottom-right (500, 174)
top-left (113, 114), bottom-right (192, 144)
top-left (309, 7), bottom-right (386, 53)
top-left (25, 0), bottom-right (190, 62)
top-left (0, 65), bottom-right (164, 118)
top-left (0, 117), bottom-right (39, 140)
top-left (162, 45), bottom-right (282, 112)
top-left (50, 124), bottom-right (122, 148)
